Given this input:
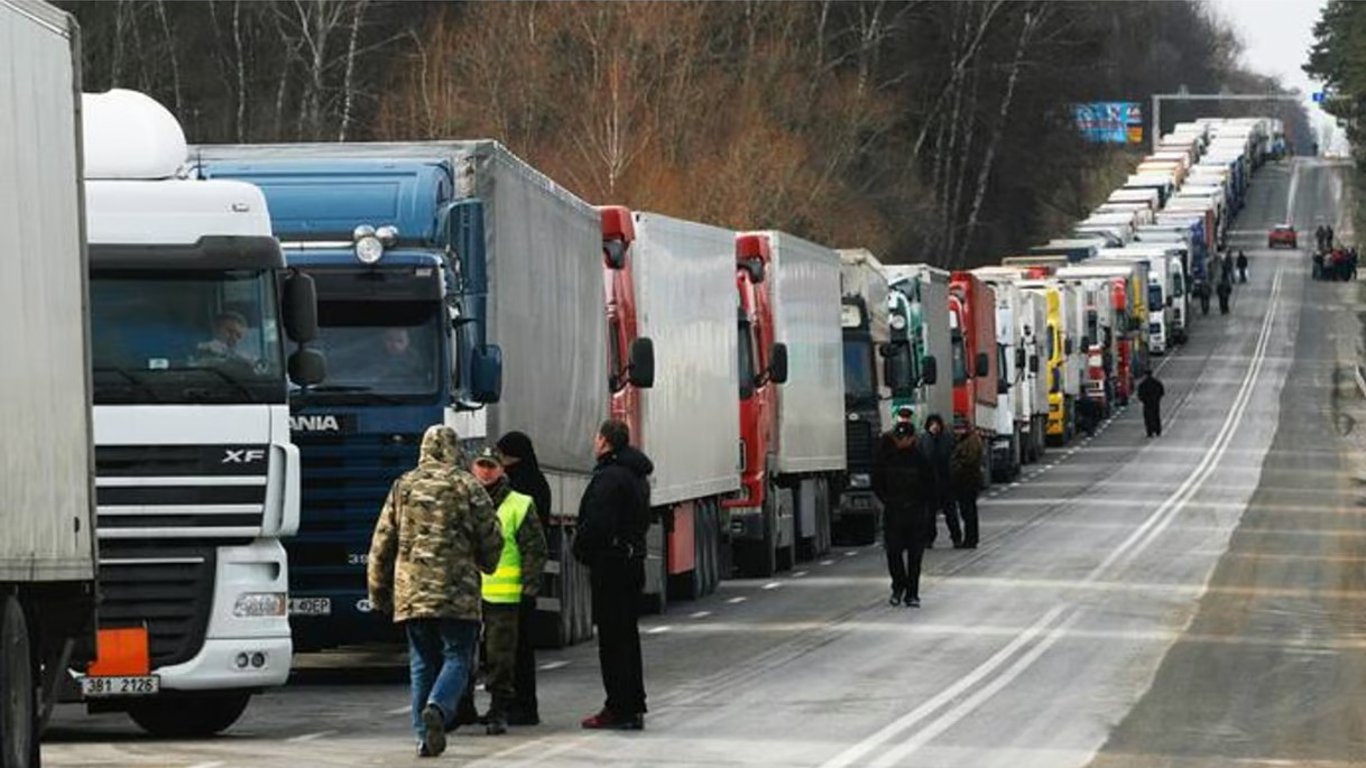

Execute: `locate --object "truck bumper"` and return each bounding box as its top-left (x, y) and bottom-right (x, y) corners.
top-left (153, 636), bottom-right (292, 691)
top-left (729, 505), bottom-right (765, 542)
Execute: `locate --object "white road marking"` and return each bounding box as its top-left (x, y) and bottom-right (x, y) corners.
top-left (647, 625), bottom-right (672, 634)
top-left (385, 705), bottom-right (410, 715)
top-left (820, 559), bottom-right (836, 566)
top-left (188, 763), bottom-right (226, 768)
top-left (538, 660), bottom-right (570, 671)
top-left (690, 611), bottom-right (712, 619)
top-left (287, 730), bottom-right (336, 743)
top-left (763, 582), bottom-right (782, 590)
top-left (845, 550), bottom-right (859, 557)
top-left (727, 596), bottom-right (748, 604)
top-left (793, 571), bottom-right (809, 578)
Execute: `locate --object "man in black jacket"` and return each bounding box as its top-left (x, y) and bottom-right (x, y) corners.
top-left (573, 419), bottom-right (654, 730)
top-left (919, 414), bottom-right (960, 548)
top-left (495, 430), bottom-right (553, 725)
top-left (873, 422), bottom-right (935, 608)
top-left (1137, 370), bottom-right (1166, 438)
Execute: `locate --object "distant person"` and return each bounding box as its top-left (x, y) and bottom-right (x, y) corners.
top-left (1316, 225), bottom-right (1328, 251)
top-left (574, 420), bottom-right (654, 730)
top-left (1236, 250), bottom-right (1248, 284)
top-left (469, 446), bottom-right (547, 735)
top-left (1216, 277), bottom-right (1232, 315)
top-left (495, 430), bottom-right (552, 723)
top-left (367, 425), bottom-right (503, 758)
top-left (919, 414), bottom-right (959, 548)
top-left (873, 422), bottom-right (934, 607)
top-left (950, 423), bottom-right (985, 549)
top-left (1137, 370), bottom-right (1166, 439)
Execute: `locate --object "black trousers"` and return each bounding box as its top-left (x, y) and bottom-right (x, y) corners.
top-left (510, 596), bottom-right (538, 717)
top-left (926, 492), bottom-right (962, 546)
top-left (591, 558), bottom-right (646, 717)
top-left (956, 489), bottom-right (980, 547)
top-left (1144, 406), bottom-right (1162, 437)
top-left (884, 512), bottom-right (927, 599)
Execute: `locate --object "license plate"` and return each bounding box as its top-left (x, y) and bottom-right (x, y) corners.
top-left (288, 597), bottom-right (332, 616)
top-left (81, 675), bottom-right (160, 698)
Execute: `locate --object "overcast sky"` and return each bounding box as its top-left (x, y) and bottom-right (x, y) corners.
top-left (1206, 0), bottom-right (1341, 145)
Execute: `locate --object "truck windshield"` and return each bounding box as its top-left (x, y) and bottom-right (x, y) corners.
top-left (297, 299), bottom-right (442, 401)
top-left (1149, 284), bottom-right (1164, 309)
top-left (90, 269), bottom-right (285, 405)
top-left (842, 339), bottom-right (875, 399)
top-left (951, 331), bottom-right (967, 385)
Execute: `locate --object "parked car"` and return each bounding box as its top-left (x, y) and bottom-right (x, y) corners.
top-left (1268, 224), bottom-right (1297, 249)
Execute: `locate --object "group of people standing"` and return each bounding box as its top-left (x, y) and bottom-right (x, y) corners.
top-left (1313, 225), bottom-right (1358, 281)
top-left (871, 408), bottom-right (984, 608)
top-left (367, 420), bottom-right (654, 758)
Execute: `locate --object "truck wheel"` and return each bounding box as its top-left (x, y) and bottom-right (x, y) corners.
top-left (0, 596), bottom-right (36, 768)
top-left (128, 692), bottom-right (251, 737)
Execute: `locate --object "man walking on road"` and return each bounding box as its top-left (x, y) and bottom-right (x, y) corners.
top-left (470, 446), bottom-right (547, 735)
top-left (367, 425), bottom-right (504, 758)
top-left (873, 422), bottom-right (935, 607)
top-left (1138, 370), bottom-right (1166, 438)
top-left (1236, 250), bottom-right (1249, 284)
top-left (574, 419), bottom-right (654, 731)
top-left (920, 414), bottom-right (960, 548)
top-left (950, 424), bottom-right (985, 549)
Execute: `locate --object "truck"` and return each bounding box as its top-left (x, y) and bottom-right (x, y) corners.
top-left (599, 207), bottom-right (735, 605)
top-left (1097, 248), bottom-right (1183, 354)
top-left (80, 89), bottom-right (321, 735)
top-left (835, 249), bottom-right (891, 545)
top-left (1028, 239), bottom-right (1103, 263)
top-left (727, 232), bottom-right (844, 575)
top-left (949, 272), bottom-right (998, 481)
top-left (196, 140), bottom-right (606, 648)
top-left (1, 3), bottom-right (96, 763)
top-left (883, 265), bottom-right (951, 434)
top-left (972, 268), bottom-right (1045, 473)
top-left (1016, 281), bottom-right (1071, 445)
top-left (1056, 265), bottom-right (1142, 404)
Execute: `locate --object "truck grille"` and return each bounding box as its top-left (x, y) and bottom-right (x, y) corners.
top-left (97, 540), bottom-right (216, 668)
top-left (95, 444), bottom-right (269, 539)
top-left (289, 433), bottom-right (421, 592)
top-left (845, 420), bottom-right (877, 474)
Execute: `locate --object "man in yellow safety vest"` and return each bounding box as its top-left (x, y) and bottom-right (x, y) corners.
top-left (470, 446), bottom-right (548, 734)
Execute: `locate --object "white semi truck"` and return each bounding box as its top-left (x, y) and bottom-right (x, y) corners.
top-left (78, 90), bottom-right (322, 735)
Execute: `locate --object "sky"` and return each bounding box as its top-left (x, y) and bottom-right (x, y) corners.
top-left (1206, 0), bottom-right (1344, 149)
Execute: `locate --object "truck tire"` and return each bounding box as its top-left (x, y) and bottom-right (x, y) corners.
top-left (735, 499), bottom-right (778, 578)
top-left (128, 692), bottom-right (251, 738)
top-left (0, 596), bottom-right (36, 768)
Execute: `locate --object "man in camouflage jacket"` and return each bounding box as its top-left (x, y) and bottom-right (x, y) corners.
top-left (367, 424), bottom-right (503, 758)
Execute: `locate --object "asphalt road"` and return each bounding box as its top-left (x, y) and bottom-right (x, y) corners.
top-left (42, 157), bottom-right (1364, 768)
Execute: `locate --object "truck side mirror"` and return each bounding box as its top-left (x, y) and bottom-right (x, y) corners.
top-left (1065, 338), bottom-right (1075, 355)
top-left (769, 342), bottom-right (789, 385)
top-left (469, 344), bottom-right (503, 403)
top-left (975, 352), bottom-right (989, 378)
top-left (603, 238), bottom-right (627, 270)
top-left (998, 377), bottom-right (1010, 395)
top-left (921, 355), bottom-right (938, 386)
top-left (288, 348), bottom-right (327, 386)
top-left (1028, 355), bottom-right (1039, 374)
top-left (627, 337), bottom-right (655, 388)
top-left (742, 258), bottom-right (765, 285)
top-left (283, 271), bottom-right (319, 343)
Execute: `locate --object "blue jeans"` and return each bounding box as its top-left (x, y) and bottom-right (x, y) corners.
top-left (405, 618), bottom-right (480, 739)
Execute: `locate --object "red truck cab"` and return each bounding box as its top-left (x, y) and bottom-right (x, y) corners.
top-left (723, 233), bottom-right (789, 576)
top-left (1109, 277), bottom-right (1133, 404)
top-left (948, 272), bottom-right (999, 436)
top-left (599, 206), bottom-right (654, 437)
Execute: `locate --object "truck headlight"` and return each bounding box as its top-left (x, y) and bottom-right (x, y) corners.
top-left (233, 593), bottom-right (287, 618)
top-left (850, 473), bottom-right (871, 488)
top-left (353, 224), bottom-right (384, 265)
top-left (890, 314), bottom-right (908, 331)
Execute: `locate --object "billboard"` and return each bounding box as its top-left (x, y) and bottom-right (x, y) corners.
top-left (1074, 102), bottom-right (1144, 144)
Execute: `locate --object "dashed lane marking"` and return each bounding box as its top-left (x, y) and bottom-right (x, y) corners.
top-left (647, 625), bottom-right (672, 635)
top-left (538, 660), bottom-right (570, 671)
top-left (763, 582), bottom-right (782, 590)
top-left (690, 611), bottom-right (712, 619)
top-left (727, 596), bottom-right (748, 604)
top-left (820, 559), bottom-right (836, 566)
top-left (287, 730), bottom-right (337, 743)
top-left (794, 571), bottom-right (809, 578)
top-left (386, 705), bottom-right (410, 715)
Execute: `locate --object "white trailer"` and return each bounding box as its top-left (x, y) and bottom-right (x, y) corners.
top-left (1, 3), bottom-right (94, 763)
top-left (836, 249), bottom-right (891, 543)
top-left (768, 231), bottom-right (847, 561)
top-left (971, 268), bottom-right (1031, 477)
top-left (630, 212), bottom-right (740, 600)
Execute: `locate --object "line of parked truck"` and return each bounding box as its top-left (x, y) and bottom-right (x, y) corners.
top-left (2, 1), bottom-right (1288, 758)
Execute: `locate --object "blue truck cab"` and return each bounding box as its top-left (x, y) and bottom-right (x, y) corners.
top-left (197, 156), bottom-right (501, 650)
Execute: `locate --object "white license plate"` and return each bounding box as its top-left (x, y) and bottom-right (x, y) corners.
top-left (81, 675), bottom-right (160, 698)
top-left (288, 597), bottom-right (332, 616)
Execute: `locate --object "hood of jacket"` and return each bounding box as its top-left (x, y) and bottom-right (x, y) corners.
top-left (418, 425), bottom-right (461, 468)
top-left (497, 431), bottom-right (540, 469)
top-left (603, 445), bottom-right (654, 477)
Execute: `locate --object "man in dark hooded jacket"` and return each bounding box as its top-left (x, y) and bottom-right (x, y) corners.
top-left (495, 430), bottom-right (553, 724)
top-left (1137, 370), bottom-right (1165, 438)
top-left (574, 419), bottom-right (653, 730)
top-left (919, 414), bottom-right (958, 548)
top-left (873, 422), bottom-right (934, 607)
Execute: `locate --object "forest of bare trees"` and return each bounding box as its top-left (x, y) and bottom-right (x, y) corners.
top-left (61, 1), bottom-right (1309, 268)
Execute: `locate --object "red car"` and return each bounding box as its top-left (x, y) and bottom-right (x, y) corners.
top-left (1268, 224), bottom-right (1297, 249)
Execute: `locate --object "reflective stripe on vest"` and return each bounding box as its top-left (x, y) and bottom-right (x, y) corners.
top-left (481, 490), bottom-right (533, 604)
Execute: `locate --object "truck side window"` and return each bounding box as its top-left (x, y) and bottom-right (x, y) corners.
top-left (737, 321), bottom-right (757, 399)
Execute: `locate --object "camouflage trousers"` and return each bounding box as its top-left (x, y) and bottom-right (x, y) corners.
top-left (482, 602), bottom-right (520, 711)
